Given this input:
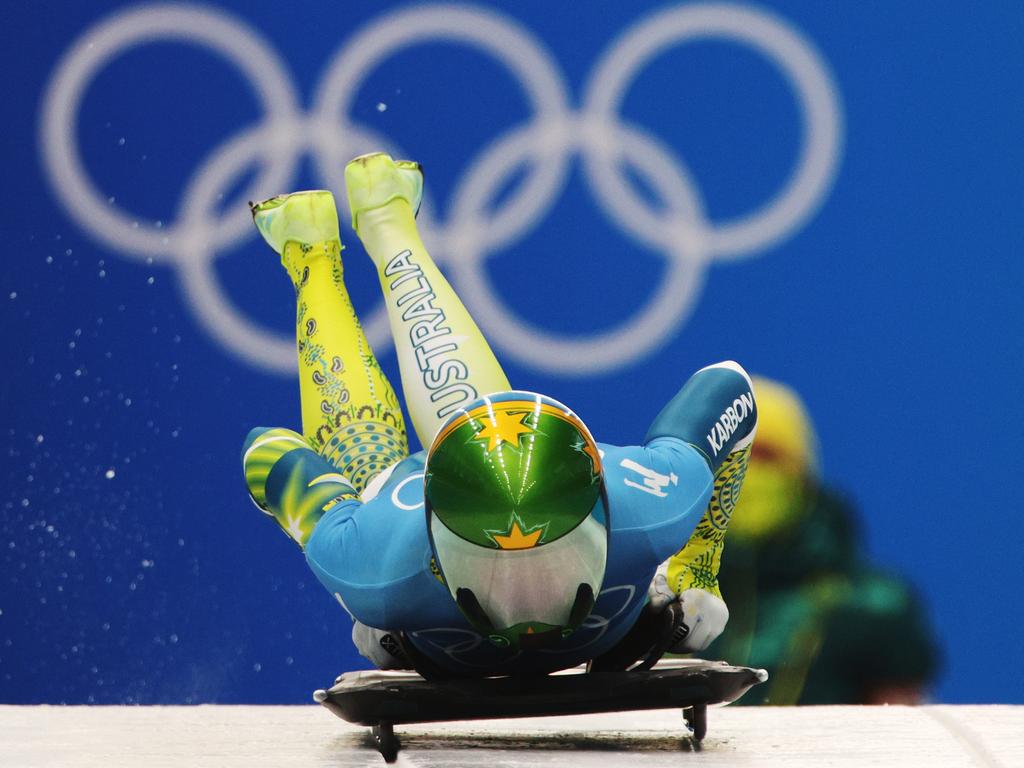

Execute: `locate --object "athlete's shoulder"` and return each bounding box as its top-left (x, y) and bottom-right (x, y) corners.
top-left (600, 440), bottom-right (713, 524)
top-left (304, 449), bottom-right (448, 630)
top-left (600, 439), bottom-right (708, 487)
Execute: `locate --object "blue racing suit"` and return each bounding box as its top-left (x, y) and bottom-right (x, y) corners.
top-left (243, 363), bottom-right (755, 677)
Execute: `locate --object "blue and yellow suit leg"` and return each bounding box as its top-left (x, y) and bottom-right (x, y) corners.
top-left (242, 190), bottom-right (412, 545)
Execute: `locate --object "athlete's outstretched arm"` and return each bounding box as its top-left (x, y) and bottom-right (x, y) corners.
top-left (645, 360), bottom-right (757, 470)
top-left (345, 154), bottom-right (511, 447)
top-left (242, 426), bottom-right (448, 633)
top-left (644, 361), bottom-right (758, 651)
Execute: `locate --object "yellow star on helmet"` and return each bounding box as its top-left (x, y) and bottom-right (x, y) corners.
top-left (492, 521), bottom-right (544, 550)
top-left (473, 409), bottom-right (533, 452)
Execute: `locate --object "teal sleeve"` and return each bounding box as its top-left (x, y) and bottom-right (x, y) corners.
top-left (645, 362), bottom-right (756, 472)
top-left (601, 439), bottom-right (714, 570)
top-left (304, 453), bottom-right (462, 631)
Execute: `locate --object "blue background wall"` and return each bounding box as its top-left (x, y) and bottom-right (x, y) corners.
top-left (2, 0), bottom-right (1021, 704)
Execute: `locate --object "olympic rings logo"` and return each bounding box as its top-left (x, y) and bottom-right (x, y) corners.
top-left (40, 2), bottom-right (842, 375)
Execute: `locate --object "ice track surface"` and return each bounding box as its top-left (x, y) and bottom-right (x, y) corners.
top-left (3, 705), bottom-right (1022, 767)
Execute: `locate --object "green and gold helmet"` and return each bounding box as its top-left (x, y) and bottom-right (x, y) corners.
top-left (425, 391), bottom-right (608, 651)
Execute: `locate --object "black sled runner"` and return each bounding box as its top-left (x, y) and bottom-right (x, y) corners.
top-left (314, 604), bottom-right (766, 762)
top-left (315, 658), bottom-right (766, 761)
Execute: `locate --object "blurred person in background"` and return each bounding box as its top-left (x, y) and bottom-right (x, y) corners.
top-left (704, 377), bottom-right (939, 704)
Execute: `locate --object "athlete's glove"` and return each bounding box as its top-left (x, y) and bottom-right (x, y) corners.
top-left (648, 571), bottom-right (729, 653)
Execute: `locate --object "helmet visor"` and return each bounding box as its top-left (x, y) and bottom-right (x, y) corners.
top-left (430, 499), bottom-right (608, 633)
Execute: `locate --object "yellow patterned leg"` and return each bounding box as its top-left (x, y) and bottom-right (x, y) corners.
top-left (252, 190), bottom-right (409, 493)
top-left (286, 240), bottom-right (409, 492)
top-left (666, 446), bottom-right (751, 599)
